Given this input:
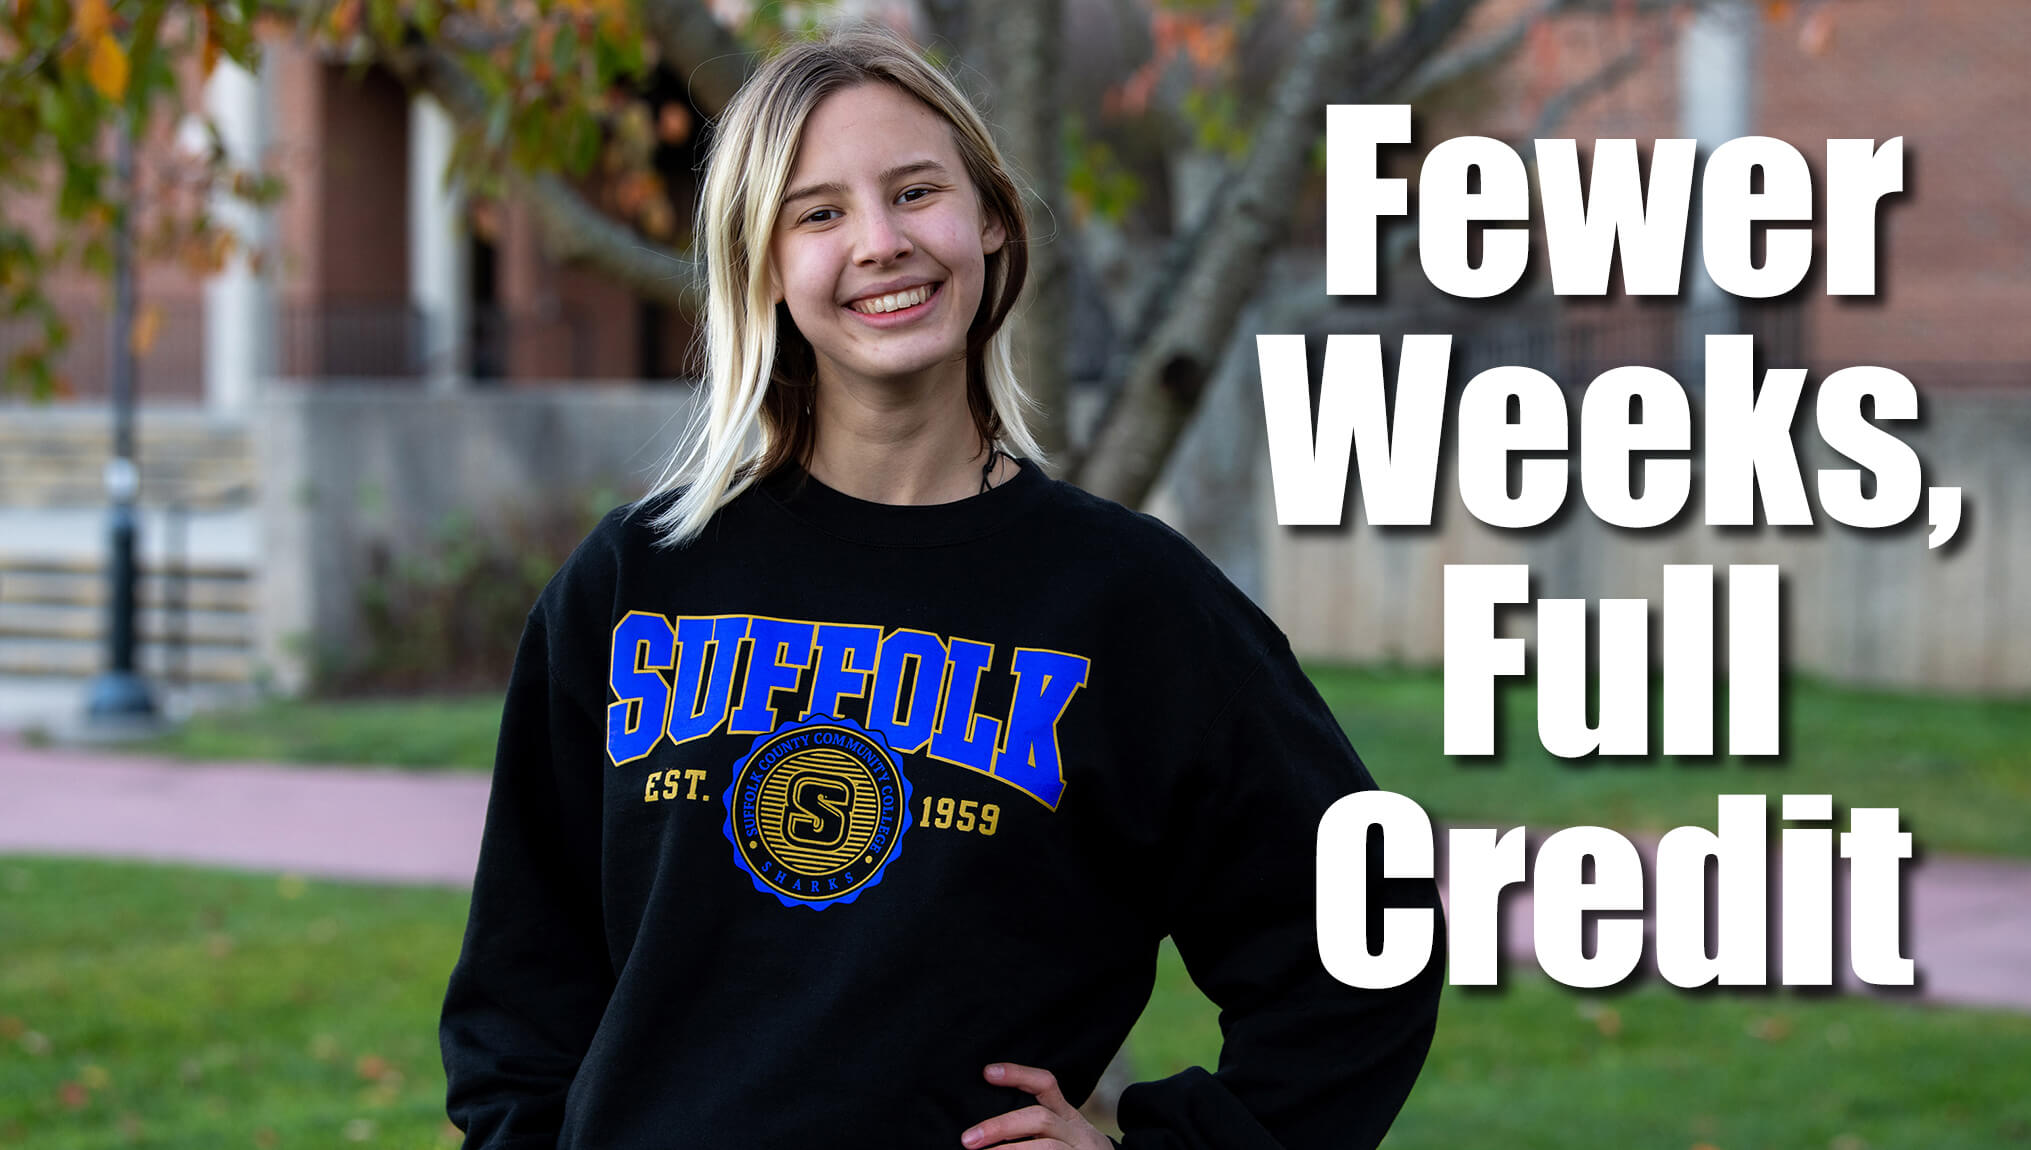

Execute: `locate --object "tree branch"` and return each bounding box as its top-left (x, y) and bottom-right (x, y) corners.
top-left (1407, 0), bottom-right (1697, 107)
top-left (520, 171), bottom-right (704, 308)
top-left (1401, 0), bottom-right (1567, 103)
top-left (1114, 0), bottom-right (1507, 374)
top-left (386, 41), bottom-right (704, 308)
top-left (1071, 0), bottom-right (1383, 504)
top-left (247, 0), bottom-right (707, 306)
top-left (637, 0), bottom-right (753, 119)
top-left (1530, 41), bottom-right (1646, 138)
top-left (1337, 0), bottom-right (1489, 104)
top-left (1074, 0), bottom-right (1518, 504)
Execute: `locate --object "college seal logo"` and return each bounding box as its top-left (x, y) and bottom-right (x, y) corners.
top-left (722, 714), bottom-right (913, 910)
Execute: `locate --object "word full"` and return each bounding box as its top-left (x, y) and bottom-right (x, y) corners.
top-left (1445, 563), bottom-right (1777, 758)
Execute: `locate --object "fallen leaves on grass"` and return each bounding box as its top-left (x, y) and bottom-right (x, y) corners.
top-left (1575, 1000), bottom-right (1623, 1038)
top-left (1747, 1015), bottom-right (1793, 1042)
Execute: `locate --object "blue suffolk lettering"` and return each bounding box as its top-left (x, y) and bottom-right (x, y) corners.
top-left (930, 638), bottom-right (1002, 773)
top-left (731, 619), bottom-right (815, 735)
top-left (868, 630), bottom-right (948, 753)
top-left (994, 649), bottom-right (1091, 808)
top-left (608, 613), bottom-right (675, 764)
top-left (611, 612), bottom-right (1091, 807)
top-left (667, 616), bottom-right (748, 744)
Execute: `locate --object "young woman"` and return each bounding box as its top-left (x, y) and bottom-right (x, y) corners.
top-left (440, 22), bottom-right (1443, 1150)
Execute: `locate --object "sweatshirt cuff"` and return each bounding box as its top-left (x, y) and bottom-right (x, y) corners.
top-left (1116, 1067), bottom-right (1286, 1150)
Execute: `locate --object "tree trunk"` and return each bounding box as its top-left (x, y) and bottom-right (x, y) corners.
top-left (983, 0), bottom-right (1071, 465)
top-left (1075, 0), bottom-right (1489, 507)
top-left (1073, 0), bottom-right (1373, 505)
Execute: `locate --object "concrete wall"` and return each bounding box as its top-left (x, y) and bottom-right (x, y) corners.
top-left (255, 382), bottom-right (697, 692)
top-left (249, 373), bottom-right (2030, 698)
top-left (1261, 387), bottom-right (2031, 694)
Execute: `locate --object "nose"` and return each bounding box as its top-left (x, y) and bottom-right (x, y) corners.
top-left (853, 206), bottom-right (912, 265)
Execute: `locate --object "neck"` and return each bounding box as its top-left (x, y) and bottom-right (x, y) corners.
top-left (805, 362), bottom-right (1014, 504)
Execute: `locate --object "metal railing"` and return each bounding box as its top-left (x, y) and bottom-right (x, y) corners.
top-left (0, 295), bottom-right (207, 401)
top-left (279, 299), bottom-right (429, 378)
top-left (470, 302), bottom-right (596, 381)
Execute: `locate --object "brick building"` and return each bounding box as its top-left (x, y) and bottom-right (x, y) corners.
top-left (1425, 0), bottom-right (2030, 380)
top-left (5, 27), bottom-right (701, 410)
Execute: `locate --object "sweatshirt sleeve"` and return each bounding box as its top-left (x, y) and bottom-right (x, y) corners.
top-left (1116, 637), bottom-right (1445, 1150)
top-left (440, 573), bottom-right (617, 1147)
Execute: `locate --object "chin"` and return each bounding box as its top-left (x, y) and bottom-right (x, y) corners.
top-left (832, 344), bottom-right (970, 385)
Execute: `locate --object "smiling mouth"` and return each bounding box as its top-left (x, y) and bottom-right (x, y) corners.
top-left (846, 282), bottom-right (940, 315)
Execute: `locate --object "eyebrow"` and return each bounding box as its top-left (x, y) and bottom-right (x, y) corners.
top-left (781, 160), bottom-right (951, 208)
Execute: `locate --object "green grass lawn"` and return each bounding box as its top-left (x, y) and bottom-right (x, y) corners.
top-left (0, 859), bottom-right (466, 1150)
top-left (5, 858), bottom-right (2028, 1149)
top-left (122, 695), bottom-right (506, 772)
top-left (1128, 939), bottom-right (2031, 1150)
top-left (119, 668), bottom-right (2031, 857)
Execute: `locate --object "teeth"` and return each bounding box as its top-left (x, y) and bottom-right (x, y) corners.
top-left (850, 284), bottom-right (933, 314)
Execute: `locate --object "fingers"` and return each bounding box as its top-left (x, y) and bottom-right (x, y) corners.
top-left (983, 1062), bottom-right (1074, 1116)
top-left (960, 1103), bottom-right (1063, 1148)
top-left (967, 1063), bottom-right (1111, 1149)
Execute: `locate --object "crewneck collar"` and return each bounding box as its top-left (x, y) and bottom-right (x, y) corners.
top-left (758, 456), bottom-right (1048, 548)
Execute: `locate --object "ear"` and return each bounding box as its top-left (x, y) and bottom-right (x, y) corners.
top-left (981, 211), bottom-right (1007, 257)
top-left (765, 256), bottom-right (784, 305)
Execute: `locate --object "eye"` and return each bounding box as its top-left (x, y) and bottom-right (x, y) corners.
top-left (799, 207), bottom-right (840, 225)
top-left (897, 186), bottom-right (935, 204)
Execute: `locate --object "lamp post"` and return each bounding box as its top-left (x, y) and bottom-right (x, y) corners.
top-left (85, 108), bottom-right (157, 725)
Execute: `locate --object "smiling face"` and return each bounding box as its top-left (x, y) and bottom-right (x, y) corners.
top-left (768, 82), bottom-right (1007, 398)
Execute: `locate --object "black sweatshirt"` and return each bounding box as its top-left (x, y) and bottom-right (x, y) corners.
top-left (440, 459), bottom-right (1444, 1150)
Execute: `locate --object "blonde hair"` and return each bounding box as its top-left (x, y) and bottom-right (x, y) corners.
top-left (638, 21), bottom-right (1045, 548)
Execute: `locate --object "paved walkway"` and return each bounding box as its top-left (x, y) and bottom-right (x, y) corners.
top-left (0, 731), bottom-right (488, 886)
top-left (2, 732), bottom-right (2026, 1012)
